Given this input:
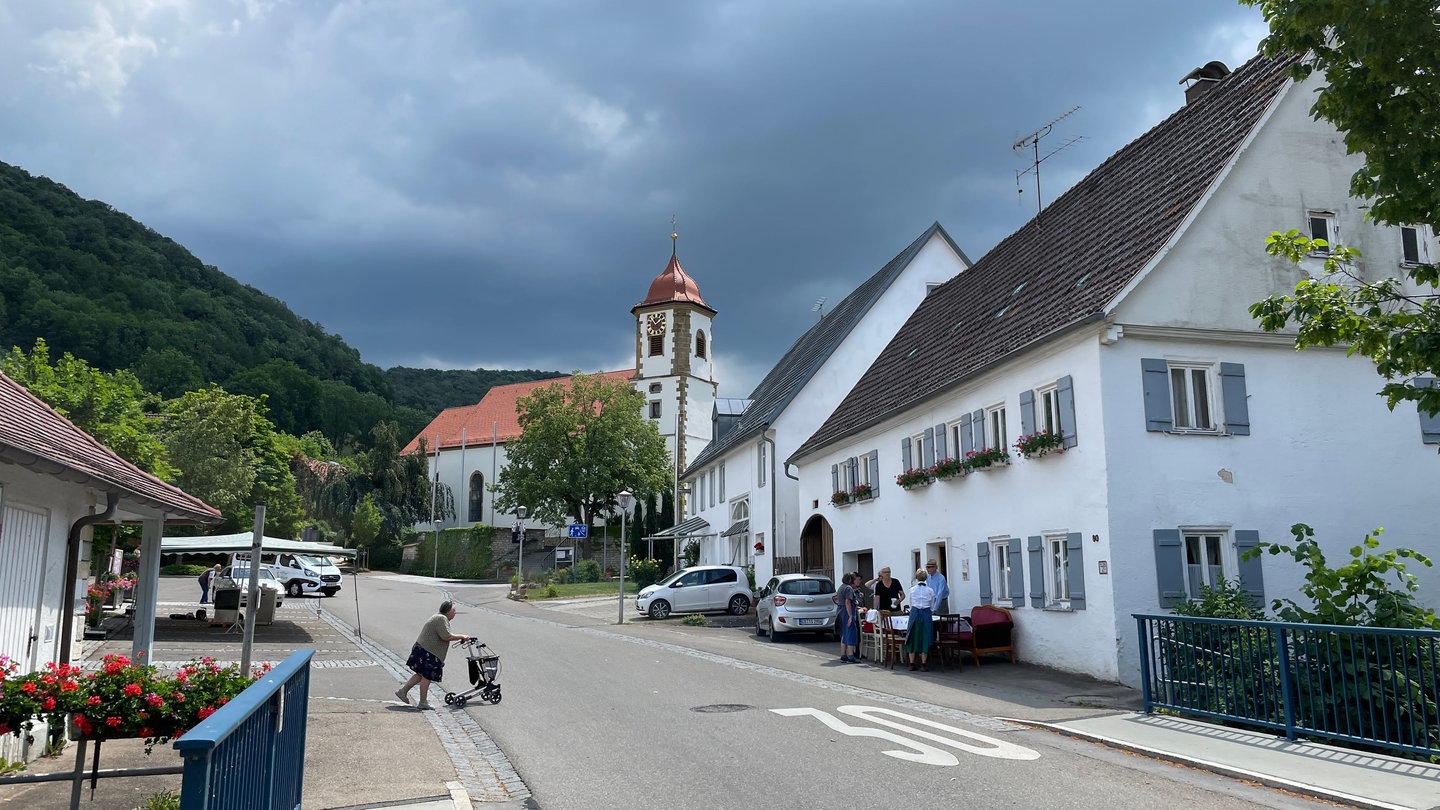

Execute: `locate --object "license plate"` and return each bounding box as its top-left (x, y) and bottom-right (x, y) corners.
top-left (797, 618), bottom-right (823, 626)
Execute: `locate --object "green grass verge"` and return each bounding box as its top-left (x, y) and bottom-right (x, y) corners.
top-left (528, 581), bottom-right (640, 599)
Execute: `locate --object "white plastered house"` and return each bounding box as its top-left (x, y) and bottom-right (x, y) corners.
top-left (787, 53), bottom-right (1440, 686)
top-left (0, 371), bottom-right (220, 761)
top-left (677, 224), bottom-right (970, 579)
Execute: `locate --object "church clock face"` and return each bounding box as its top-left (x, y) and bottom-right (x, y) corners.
top-left (645, 313), bottom-right (667, 337)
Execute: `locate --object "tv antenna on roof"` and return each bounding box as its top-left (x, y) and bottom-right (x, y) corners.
top-left (811, 296), bottom-right (828, 321)
top-left (1013, 106), bottom-right (1084, 222)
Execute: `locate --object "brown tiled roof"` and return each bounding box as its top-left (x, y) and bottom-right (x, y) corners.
top-left (401, 369), bottom-right (637, 455)
top-left (792, 52), bottom-right (1298, 461)
top-left (0, 371), bottom-right (221, 522)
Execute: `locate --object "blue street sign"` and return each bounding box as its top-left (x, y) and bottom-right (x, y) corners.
top-left (568, 524), bottom-right (589, 539)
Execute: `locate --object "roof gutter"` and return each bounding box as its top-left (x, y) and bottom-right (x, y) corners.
top-left (58, 491), bottom-right (119, 665)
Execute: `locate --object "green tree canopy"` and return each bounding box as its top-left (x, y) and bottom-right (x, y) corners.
top-left (493, 371), bottom-right (672, 528)
top-left (1244, 0), bottom-right (1440, 415)
top-left (1, 338), bottom-right (174, 479)
top-left (159, 386), bottom-right (303, 537)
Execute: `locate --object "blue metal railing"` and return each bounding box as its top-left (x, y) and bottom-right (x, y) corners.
top-left (173, 650), bottom-right (313, 810)
top-left (1136, 614), bottom-right (1440, 759)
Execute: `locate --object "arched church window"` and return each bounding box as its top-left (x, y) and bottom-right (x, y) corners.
top-left (696, 330), bottom-right (707, 359)
top-left (468, 472), bottom-right (485, 523)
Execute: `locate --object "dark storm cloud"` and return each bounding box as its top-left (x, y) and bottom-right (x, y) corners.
top-left (0, 1), bottom-right (1265, 396)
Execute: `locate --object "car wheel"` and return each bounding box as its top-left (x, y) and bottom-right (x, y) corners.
top-left (727, 595), bottom-right (751, 615)
top-left (648, 600), bottom-right (671, 620)
top-left (768, 620), bottom-right (781, 642)
top-left (287, 581), bottom-right (303, 598)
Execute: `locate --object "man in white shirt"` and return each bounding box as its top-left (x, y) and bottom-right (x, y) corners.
top-left (926, 559), bottom-right (950, 614)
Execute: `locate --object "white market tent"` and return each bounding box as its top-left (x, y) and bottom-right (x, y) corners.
top-left (160, 532), bottom-right (358, 558)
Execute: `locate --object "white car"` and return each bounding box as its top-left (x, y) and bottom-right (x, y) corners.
top-left (755, 574), bottom-right (838, 640)
top-left (634, 565), bottom-right (751, 620)
top-left (216, 565), bottom-right (285, 608)
top-left (232, 552), bottom-right (343, 598)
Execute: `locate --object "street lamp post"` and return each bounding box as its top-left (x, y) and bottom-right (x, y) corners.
top-left (617, 490), bottom-right (633, 625)
top-left (515, 505), bottom-right (528, 598)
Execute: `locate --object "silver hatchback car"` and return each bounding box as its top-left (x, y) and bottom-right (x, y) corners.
top-left (755, 573), bottom-right (838, 641)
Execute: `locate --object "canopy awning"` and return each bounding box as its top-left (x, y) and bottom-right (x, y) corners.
top-left (648, 516), bottom-right (711, 539)
top-left (160, 532), bottom-right (358, 558)
top-left (720, 519), bottom-right (750, 538)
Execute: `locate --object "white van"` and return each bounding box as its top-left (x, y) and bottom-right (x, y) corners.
top-left (232, 551), bottom-right (344, 598)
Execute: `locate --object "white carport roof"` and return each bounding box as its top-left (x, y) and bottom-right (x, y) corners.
top-left (161, 532), bottom-right (358, 558)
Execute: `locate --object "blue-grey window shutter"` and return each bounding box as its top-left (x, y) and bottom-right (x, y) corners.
top-left (959, 412), bottom-right (974, 456)
top-left (976, 543), bottom-right (992, 604)
top-left (901, 437), bottom-right (912, 471)
top-left (1416, 378), bottom-right (1440, 444)
top-left (1007, 538), bottom-right (1025, 609)
top-left (1153, 529), bottom-right (1185, 608)
top-left (868, 451), bottom-right (879, 490)
top-left (831, 464), bottom-right (839, 495)
top-left (1141, 358), bottom-right (1173, 432)
top-left (848, 456), bottom-right (859, 488)
top-left (934, 423), bottom-right (948, 461)
top-left (1027, 535), bottom-right (1045, 607)
top-left (972, 408), bottom-right (985, 450)
top-left (922, 426), bottom-right (935, 467)
top-left (1018, 389), bottom-right (1036, 437)
top-left (1234, 529), bottom-right (1266, 606)
top-left (1066, 532), bottom-right (1085, 610)
top-left (1057, 375), bottom-right (1078, 448)
top-left (1220, 363), bottom-right (1251, 436)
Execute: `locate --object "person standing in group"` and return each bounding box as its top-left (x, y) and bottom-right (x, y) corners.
top-left (904, 568), bottom-right (935, 671)
top-left (396, 601), bottom-right (470, 709)
top-left (868, 567), bottom-right (904, 612)
top-left (836, 573), bottom-right (860, 663)
top-left (926, 558), bottom-right (950, 615)
top-left (198, 564), bottom-right (221, 604)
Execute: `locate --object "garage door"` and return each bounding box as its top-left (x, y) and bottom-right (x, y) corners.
top-left (0, 502), bottom-right (50, 671)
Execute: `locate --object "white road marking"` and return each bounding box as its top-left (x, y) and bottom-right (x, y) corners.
top-left (772, 705), bottom-right (1040, 766)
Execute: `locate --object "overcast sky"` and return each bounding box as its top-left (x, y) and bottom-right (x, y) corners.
top-left (0, 1), bottom-right (1266, 399)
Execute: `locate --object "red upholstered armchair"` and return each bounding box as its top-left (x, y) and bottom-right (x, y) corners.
top-left (966, 605), bottom-right (1016, 665)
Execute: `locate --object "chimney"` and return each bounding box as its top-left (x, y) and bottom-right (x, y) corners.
top-left (1179, 60), bottom-right (1231, 105)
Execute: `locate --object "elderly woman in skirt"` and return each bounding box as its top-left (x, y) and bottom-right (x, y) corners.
top-left (904, 568), bottom-right (935, 671)
top-left (395, 600), bottom-right (470, 709)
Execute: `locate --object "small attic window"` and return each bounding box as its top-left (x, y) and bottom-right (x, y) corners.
top-left (994, 305), bottom-right (1009, 319)
top-left (906, 347), bottom-right (918, 358)
top-left (1011, 282), bottom-right (1027, 296)
top-left (1074, 272), bottom-right (1091, 289)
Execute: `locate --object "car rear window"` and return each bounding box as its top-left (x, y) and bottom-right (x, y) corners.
top-left (779, 579), bottom-right (834, 596)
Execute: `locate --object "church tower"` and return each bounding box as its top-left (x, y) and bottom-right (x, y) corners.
top-left (632, 229), bottom-right (717, 518)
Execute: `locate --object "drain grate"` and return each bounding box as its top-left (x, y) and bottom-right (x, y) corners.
top-left (691, 704), bottom-right (751, 714)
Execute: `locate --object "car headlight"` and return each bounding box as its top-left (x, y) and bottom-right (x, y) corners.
top-left (303, 569), bottom-right (317, 577)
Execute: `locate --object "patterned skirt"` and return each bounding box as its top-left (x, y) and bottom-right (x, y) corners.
top-left (406, 643), bottom-right (445, 682)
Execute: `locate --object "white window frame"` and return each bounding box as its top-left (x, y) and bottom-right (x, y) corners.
top-left (1401, 225), bottom-right (1430, 267)
top-left (993, 540), bottom-right (1014, 601)
top-left (709, 470), bottom-right (717, 508)
top-left (985, 404), bottom-right (1007, 451)
top-left (1036, 384), bottom-right (1061, 435)
top-left (1045, 532), bottom-right (1071, 608)
top-left (757, 442), bottom-right (768, 488)
top-left (1180, 526), bottom-right (1235, 599)
top-left (1307, 210), bottom-right (1337, 255)
top-left (718, 462), bottom-right (726, 501)
top-left (1167, 362), bottom-right (1218, 433)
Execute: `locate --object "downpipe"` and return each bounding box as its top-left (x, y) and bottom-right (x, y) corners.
top-left (58, 491), bottom-right (119, 665)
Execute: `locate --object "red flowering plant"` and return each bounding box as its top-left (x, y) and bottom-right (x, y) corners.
top-left (928, 457), bottom-right (966, 480)
top-left (84, 575), bottom-right (138, 626)
top-left (1014, 429), bottom-right (1066, 459)
top-left (70, 654), bottom-right (261, 753)
top-left (961, 446), bottom-right (1011, 471)
top-left (829, 490), bottom-right (851, 507)
top-left (0, 656), bottom-right (87, 744)
top-left (895, 468), bottom-right (932, 489)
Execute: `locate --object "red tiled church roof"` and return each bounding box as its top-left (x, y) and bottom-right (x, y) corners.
top-left (402, 369), bottom-right (637, 455)
top-left (0, 371), bottom-right (221, 523)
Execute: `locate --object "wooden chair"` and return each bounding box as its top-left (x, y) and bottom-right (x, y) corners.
top-left (933, 614), bottom-right (976, 670)
top-left (879, 612), bottom-right (907, 669)
top-left (858, 610), bottom-right (882, 662)
top-left (965, 604), bottom-right (1016, 665)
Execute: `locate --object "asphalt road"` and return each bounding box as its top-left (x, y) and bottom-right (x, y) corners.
top-left (320, 576), bottom-right (1331, 810)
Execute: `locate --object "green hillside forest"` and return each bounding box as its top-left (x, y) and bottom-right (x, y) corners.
top-left (0, 160), bottom-right (558, 446)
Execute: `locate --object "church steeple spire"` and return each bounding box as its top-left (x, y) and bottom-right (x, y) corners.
top-left (671, 214), bottom-right (678, 258)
